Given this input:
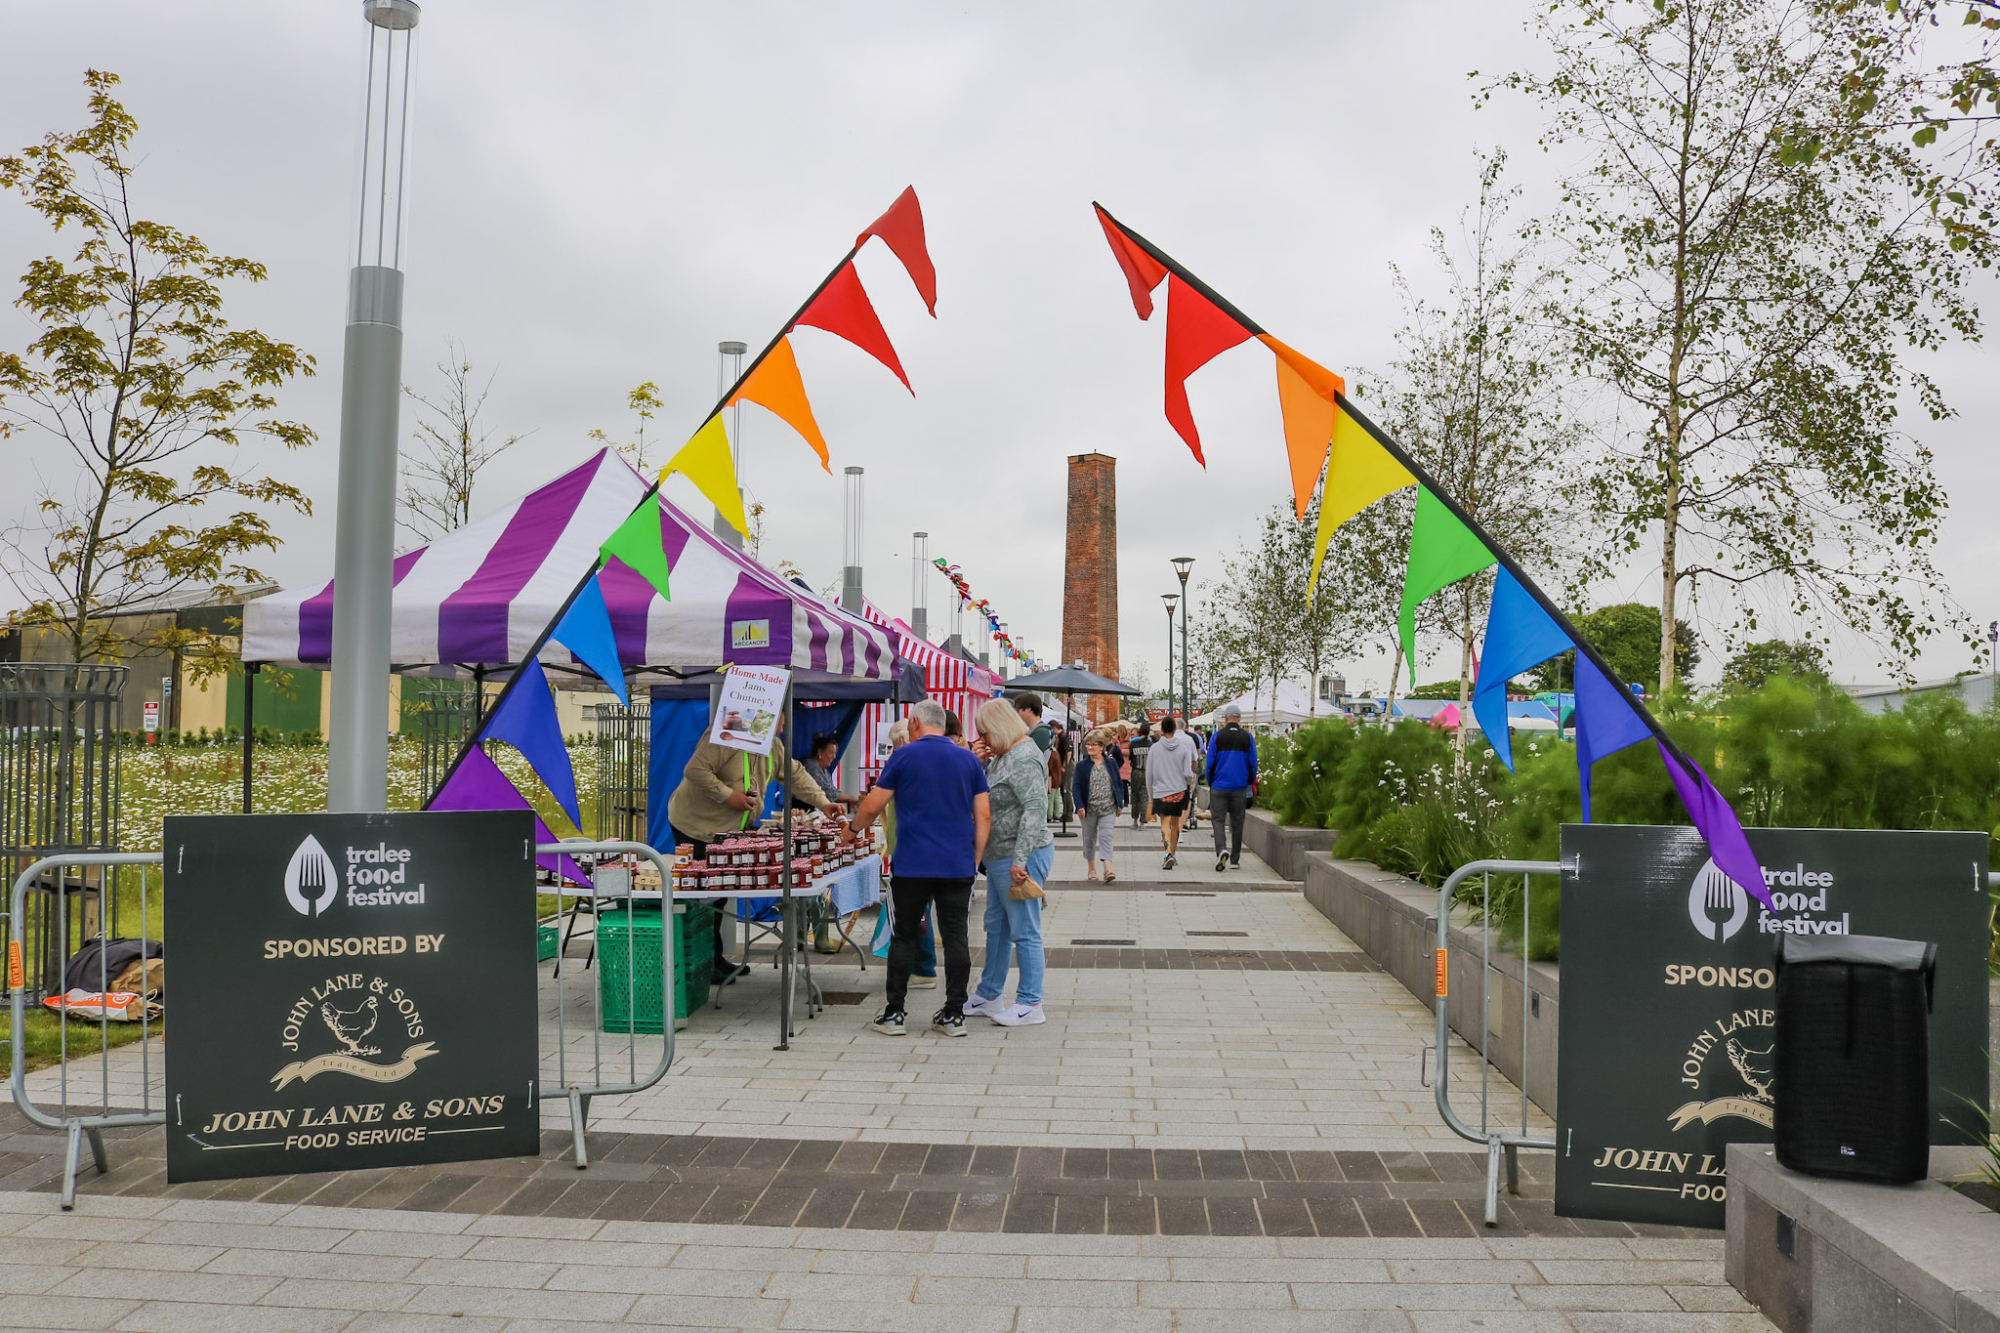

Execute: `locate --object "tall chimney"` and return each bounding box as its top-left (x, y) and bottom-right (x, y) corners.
top-left (1061, 453), bottom-right (1119, 726)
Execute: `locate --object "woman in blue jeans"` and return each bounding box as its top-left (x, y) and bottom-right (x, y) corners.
top-left (964, 698), bottom-right (1054, 1026)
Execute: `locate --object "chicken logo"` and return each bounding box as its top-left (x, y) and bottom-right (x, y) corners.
top-left (284, 835), bottom-right (339, 917)
top-left (321, 994), bottom-right (380, 1057)
top-left (270, 977), bottom-right (435, 1090)
top-left (1667, 1009), bottom-right (1776, 1130)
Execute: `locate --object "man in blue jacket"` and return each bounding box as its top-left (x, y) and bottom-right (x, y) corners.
top-left (1205, 703), bottom-right (1257, 871)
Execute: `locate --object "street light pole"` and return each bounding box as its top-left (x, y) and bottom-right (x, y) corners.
top-left (329, 0), bottom-right (421, 814)
top-left (1172, 557), bottom-right (1194, 723)
top-left (1161, 593), bottom-right (1178, 720)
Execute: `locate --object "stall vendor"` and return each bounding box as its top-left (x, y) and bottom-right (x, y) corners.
top-left (668, 733), bottom-right (847, 983)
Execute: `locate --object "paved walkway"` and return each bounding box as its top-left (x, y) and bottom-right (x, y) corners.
top-left (1, 826), bottom-right (1773, 1329)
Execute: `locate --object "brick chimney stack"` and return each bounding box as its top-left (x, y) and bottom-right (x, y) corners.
top-left (1062, 453), bottom-right (1119, 727)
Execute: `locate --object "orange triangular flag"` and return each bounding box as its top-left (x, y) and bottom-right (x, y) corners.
top-left (1256, 333), bottom-right (1347, 401)
top-left (729, 336), bottom-right (830, 472)
top-left (1273, 354), bottom-right (1335, 521)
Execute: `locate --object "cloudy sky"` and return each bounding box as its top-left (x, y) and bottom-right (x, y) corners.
top-left (2, 1), bottom-right (1993, 692)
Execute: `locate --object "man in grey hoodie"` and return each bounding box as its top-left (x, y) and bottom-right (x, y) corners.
top-left (1144, 716), bottom-right (1198, 870)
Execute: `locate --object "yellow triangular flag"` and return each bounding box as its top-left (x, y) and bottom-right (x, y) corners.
top-left (662, 413), bottom-right (747, 536)
top-left (1308, 407), bottom-right (1416, 598)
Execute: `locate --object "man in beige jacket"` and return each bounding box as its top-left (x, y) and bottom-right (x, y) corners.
top-left (668, 736), bottom-right (846, 982)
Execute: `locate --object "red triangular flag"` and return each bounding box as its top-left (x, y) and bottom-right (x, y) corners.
top-left (795, 262), bottom-right (912, 393)
top-left (857, 186), bottom-right (937, 317)
top-left (1163, 274), bottom-right (1253, 465)
top-left (1096, 205), bottom-right (1169, 320)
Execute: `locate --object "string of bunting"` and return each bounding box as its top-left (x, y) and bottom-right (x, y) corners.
top-left (420, 189), bottom-right (939, 853)
top-left (1092, 203), bottom-right (1774, 910)
top-left (933, 557), bottom-right (1036, 667)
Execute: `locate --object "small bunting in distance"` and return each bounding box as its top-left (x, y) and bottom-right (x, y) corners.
top-left (599, 493), bottom-right (674, 603)
top-left (729, 336), bottom-right (830, 472)
top-left (1471, 569), bottom-right (1573, 772)
top-left (796, 261), bottom-right (912, 392)
top-left (482, 658), bottom-right (581, 828)
top-left (856, 186), bottom-right (937, 316)
top-left (662, 414), bottom-right (747, 537)
top-left (551, 573), bottom-right (628, 706)
top-left (1398, 487), bottom-right (1497, 681)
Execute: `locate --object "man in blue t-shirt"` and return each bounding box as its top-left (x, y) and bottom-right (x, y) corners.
top-left (848, 699), bottom-right (990, 1037)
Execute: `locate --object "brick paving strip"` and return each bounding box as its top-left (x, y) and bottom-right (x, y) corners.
top-left (1, 1107), bottom-right (1708, 1242)
top-left (0, 1187), bottom-right (1774, 1331)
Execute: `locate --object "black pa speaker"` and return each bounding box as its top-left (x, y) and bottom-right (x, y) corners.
top-left (1773, 933), bottom-right (1938, 1184)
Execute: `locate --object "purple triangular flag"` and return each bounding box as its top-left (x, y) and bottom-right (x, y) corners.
top-left (1657, 742), bottom-right (1772, 911)
top-left (1573, 654), bottom-right (1652, 822)
top-left (432, 744), bottom-right (588, 887)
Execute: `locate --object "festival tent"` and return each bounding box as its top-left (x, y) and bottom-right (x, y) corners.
top-left (853, 600), bottom-right (1000, 776)
top-left (1192, 680), bottom-right (1327, 728)
top-left (243, 449), bottom-right (900, 685)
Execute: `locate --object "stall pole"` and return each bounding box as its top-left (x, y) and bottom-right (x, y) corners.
top-left (776, 677), bottom-right (796, 1050)
top-left (241, 662), bottom-right (260, 814)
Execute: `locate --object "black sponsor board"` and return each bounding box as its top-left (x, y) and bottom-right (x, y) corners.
top-left (1555, 824), bottom-right (1989, 1229)
top-left (164, 811), bottom-right (540, 1182)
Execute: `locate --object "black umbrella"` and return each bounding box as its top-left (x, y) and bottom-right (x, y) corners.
top-left (1001, 663), bottom-right (1139, 838)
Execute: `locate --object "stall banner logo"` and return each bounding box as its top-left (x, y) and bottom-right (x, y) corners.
top-left (1666, 1007), bottom-right (1775, 1131)
top-left (731, 619), bottom-right (771, 650)
top-left (270, 973), bottom-right (437, 1090)
top-left (284, 835), bottom-right (339, 917)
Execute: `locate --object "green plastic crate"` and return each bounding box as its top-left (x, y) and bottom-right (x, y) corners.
top-left (596, 905), bottom-right (716, 1033)
top-left (536, 920), bottom-right (560, 962)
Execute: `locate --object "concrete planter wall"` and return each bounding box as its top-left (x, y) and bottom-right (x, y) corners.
top-left (1301, 853), bottom-right (1561, 1119)
top-left (1241, 810), bottom-right (1339, 883)
top-left (1728, 1142), bottom-right (2000, 1332)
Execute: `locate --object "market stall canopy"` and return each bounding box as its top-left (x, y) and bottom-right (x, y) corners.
top-left (1193, 680), bottom-right (1329, 727)
top-left (1000, 664), bottom-right (1140, 696)
top-left (242, 449), bottom-right (900, 683)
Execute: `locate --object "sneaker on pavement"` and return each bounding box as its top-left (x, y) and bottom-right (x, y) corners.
top-left (930, 1008), bottom-right (968, 1037)
top-left (990, 1003), bottom-right (1045, 1026)
top-left (870, 1008), bottom-right (907, 1036)
top-left (1215, 854), bottom-right (1228, 872)
top-left (909, 974), bottom-right (939, 989)
top-left (1161, 854), bottom-right (1173, 870)
top-left (962, 994), bottom-right (1002, 1017)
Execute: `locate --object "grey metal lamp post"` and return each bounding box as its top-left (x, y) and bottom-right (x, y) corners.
top-left (1161, 593), bottom-right (1178, 719)
top-left (910, 532), bottom-right (928, 641)
top-left (329, 0), bottom-right (420, 813)
top-left (1171, 557), bottom-right (1194, 723)
top-left (713, 340), bottom-right (747, 549)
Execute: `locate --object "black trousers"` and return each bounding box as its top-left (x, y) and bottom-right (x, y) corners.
top-left (1210, 789), bottom-right (1249, 860)
top-left (885, 875), bottom-right (973, 1015)
top-left (668, 824), bottom-right (733, 967)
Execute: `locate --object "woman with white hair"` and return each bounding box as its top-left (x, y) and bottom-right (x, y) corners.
top-left (963, 697), bottom-right (1054, 1025)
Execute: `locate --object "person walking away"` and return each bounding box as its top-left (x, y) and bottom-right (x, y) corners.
top-left (1185, 724), bottom-right (1205, 831)
top-left (847, 700), bottom-right (989, 1037)
top-left (668, 729), bottom-right (845, 985)
top-left (877, 719), bottom-right (938, 989)
top-left (1206, 703), bottom-right (1258, 870)
top-left (1071, 731), bottom-right (1125, 882)
top-left (1145, 716), bottom-right (1198, 870)
top-left (1128, 721), bottom-right (1153, 829)
top-left (965, 699), bottom-right (1054, 1025)
top-left (1053, 723), bottom-right (1076, 823)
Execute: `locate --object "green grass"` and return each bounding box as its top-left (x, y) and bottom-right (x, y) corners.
top-left (8, 1007), bottom-right (162, 1075)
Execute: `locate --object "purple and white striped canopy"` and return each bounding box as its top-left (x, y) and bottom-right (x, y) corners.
top-left (242, 449), bottom-right (899, 682)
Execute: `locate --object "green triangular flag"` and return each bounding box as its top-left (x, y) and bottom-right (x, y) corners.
top-left (600, 497), bottom-right (673, 603)
top-left (1397, 486), bottom-right (1496, 684)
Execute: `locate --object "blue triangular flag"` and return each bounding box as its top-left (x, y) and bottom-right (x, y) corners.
top-left (551, 572), bottom-right (628, 706)
top-left (1573, 653), bottom-right (1652, 822)
top-left (482, 658), bottom-right (582, 828)
top-left (1472, 569), bottom-right (1574, 772)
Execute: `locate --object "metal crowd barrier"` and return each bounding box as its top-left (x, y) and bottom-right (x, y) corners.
top-left (6, 851), bottom-right (166, 1209)
top-left (537, 839), bottom-right (678, 1169)
top-left (5, 838), bottom-right (681, 1208)
top-left (1428, 857), bottom-right (1562, 1227)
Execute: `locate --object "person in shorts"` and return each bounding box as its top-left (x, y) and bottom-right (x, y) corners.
top-left (1144, 716), bottom-right (1198, 869)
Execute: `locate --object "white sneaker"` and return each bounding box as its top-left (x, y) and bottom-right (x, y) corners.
top-left (989, 1003), bottom-right (1045, 1026)
top-left (909, 974), bottom-right (939, 989)
top-left (962, 993), bottom-right (1003, 1016)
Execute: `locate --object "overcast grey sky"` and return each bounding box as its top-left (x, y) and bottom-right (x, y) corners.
top-left (2, 1), bottom-right (1993, 691)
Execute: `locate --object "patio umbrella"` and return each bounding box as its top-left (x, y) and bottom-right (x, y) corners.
top-left (1000, 664), bottom-right (1140, 838)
